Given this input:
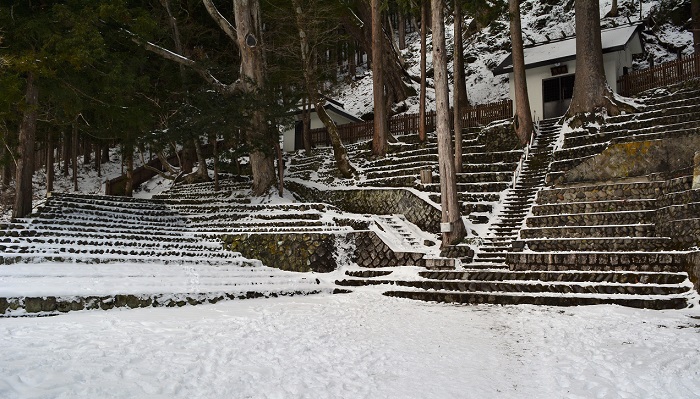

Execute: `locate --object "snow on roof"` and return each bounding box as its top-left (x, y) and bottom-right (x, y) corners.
top-left (494, 23), bottom-right (644, 75)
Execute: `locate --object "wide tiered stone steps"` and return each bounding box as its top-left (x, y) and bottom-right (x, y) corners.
top-left (0, 192), bottom-right (330, 316)
top-left (548, 85), bottom-right (700, 184)
top-left (352, 128), bottom-right (522, 223)
top-left (154, 179), bottom-right (353, 235)
top-left (0, 193), bottom-right (239, 265)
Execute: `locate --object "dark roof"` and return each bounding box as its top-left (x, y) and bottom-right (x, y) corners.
top-left (290, 101), bottom-right (362, 123)
top-left (493, 23), bottom-right (644, 76)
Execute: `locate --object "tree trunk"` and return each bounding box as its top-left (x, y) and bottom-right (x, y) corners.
top-left (316, 102), bottom-right (355, 177)
top-left (194, 137), bottom-right (209, 180)
top-left (181, 140), bottom-right (195, 173)
top-left (693, 0), bottom-right (700, 52)
top-left (95, 140), bottom-right (101, 177)
top-left (605, 0), bottom-right (619, 18)
top-left (398, 13), bottom-right (406, 50)
top-left (234, 0), bottom-right (277, 195)
top-left (83, 140), bottom-right (91, 165)
top-left (432, 0), bottom-right (466, 246)
top-left (62, 130), bottom-right (70, 177)
top-left (419, 0), bottom-right (428, 144)
top-left (124, 144), bottom-right (134, 197)
top-left (12, 72), bottom-right (38, 219)
top-left (566, 0), bottom-right (627, 121)
top-left (342, 3), bottom-right (410, 108)
top-left (509, 0), bottom-right (534, 144)
top-left (453, 1), bottom-right (469, 107)
top-left (453, 0), bottom-right (464, 172)
top-left (46, 130), bottom-right (54, 194)
top-left (72, 123), bottom-right (78, 192)
top-left (209, 133), bottom-right (220, 191)
top-left (371, 0), bottom-right (389, 157)
top-left (348, 42), bottom-right (357, 77)
top-left (302, 97), bottom-right (312, 153)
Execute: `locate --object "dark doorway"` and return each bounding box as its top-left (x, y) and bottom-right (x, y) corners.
top-left (294, 120), bottom-right (303, 151)
top-left (543, 74), bottom-right (575, 119)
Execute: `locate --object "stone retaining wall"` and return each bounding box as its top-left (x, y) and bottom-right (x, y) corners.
top-left (287, 181), bottom-right (441, 233)
top-left (561, 135), bottom-right (700, 184)
top-left (221, 230), bottom-right (426, 272)
top-left (684, 251), bottom-right (700, 292)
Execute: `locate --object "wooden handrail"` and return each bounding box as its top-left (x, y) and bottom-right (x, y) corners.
top-left (617, 53), bottom-right (700, 97)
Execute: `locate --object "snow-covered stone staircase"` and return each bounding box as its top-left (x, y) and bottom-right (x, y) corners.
top-left (468, 118), bottom-right (559, 269)
top-left (0, 192), bottom-right (329, 316)
top-left (339, 84), bottom-right (700, 309)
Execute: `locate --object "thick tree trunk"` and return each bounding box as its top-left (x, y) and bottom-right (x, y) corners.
top-left (46, 131), bottom-right (54, 194)
top-left (605, 0), bottom-right (619, 18)
top-left (419, 1), bottom-right (428, 144)
top-left (432, 0), bottom-right (466, 246)
top-left (566, 0), bottom-right (627, 120)
top-left (453, 1), bottom-right (469, 107)
top-left (453, 0), bottom-right (464, 172)
top-left (194, 137), bottom-right (209, 180)
top-left (509, 0), bottom-right (534, 145)
top-left (12, 72), bottom-right (38, 219)
top-left (234, 0), bottom-right (276, 195)
top-left (371, 0), bottom-right (389, 157)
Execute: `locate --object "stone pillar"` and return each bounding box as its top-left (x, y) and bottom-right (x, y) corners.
top-left (420, 168), bottom-right (433, 184)
top-left (693, 151), bottom-right (700, 189)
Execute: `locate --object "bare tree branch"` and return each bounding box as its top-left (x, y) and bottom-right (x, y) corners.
top-left (202, 0), bottom-right (238, 43)
top-left (121, 27), bottom-right (230, 93)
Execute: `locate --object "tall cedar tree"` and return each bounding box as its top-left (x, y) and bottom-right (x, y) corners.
top-left (566, 0), bottom-right (632, 122)
top-left (509, 0), bottom-right (533, 145)
top-left (372, 0), bottom-right (389, 157)
top-left (431, 0), bottom-right (466, 246)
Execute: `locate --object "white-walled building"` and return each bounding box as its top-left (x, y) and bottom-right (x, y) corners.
top-left (282, 99), bottom-right (362, 152)
top-left (493, 24), bottom-right (644, 120)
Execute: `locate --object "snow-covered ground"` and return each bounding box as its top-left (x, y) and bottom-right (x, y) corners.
top-left (2, 290), bottom-right (700, 399)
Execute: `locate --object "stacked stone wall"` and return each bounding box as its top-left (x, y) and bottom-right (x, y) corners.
top-left (221, 230), bottom-right (426, 272)
top-left (287, 181), bottom-right (441, 233)
top-left (562, 136), bottom-right (700, 184)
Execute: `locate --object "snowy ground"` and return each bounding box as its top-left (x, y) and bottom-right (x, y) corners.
top-left (2, 289), bottom-right (700, 399)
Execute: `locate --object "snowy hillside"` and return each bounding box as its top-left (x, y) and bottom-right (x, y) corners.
top-left (335, 0), bottom-right (694, 117)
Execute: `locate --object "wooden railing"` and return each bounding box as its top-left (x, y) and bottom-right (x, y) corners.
top-left (618, 53), bottom-right (700, 97)
top-left (309, 99), bottom-right (513, 147)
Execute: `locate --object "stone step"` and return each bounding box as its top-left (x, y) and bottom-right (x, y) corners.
top-left (522, 237), bottom-right (674, 252)
top-left (454, 171), bottom-right (514, 183)
top-left (526, 210), bottom-right (656, 227)
top-left (383, 290), bottom-right (688, 309)
top-left (462, 150), bottom-right (523, 164)
top-left (532, 199), bottom-right (657, 216)
top-left (536, 181), bottom-right (665, 204)
top-left (461, 162), bottom-right (519, 173)
top-left (520, 224), bottom-right (657, 239)
top-left (506, 251), bottom-right (688, 272)
top-left (417, 270), bottom-right (688, 284)
top-left (421, 181), bottom-right (510, 193)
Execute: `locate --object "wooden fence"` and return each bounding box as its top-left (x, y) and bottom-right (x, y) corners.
top-left (618, 53), bottom-right (700, 97)
top-left (309, 99), bottom-right (513, 147)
